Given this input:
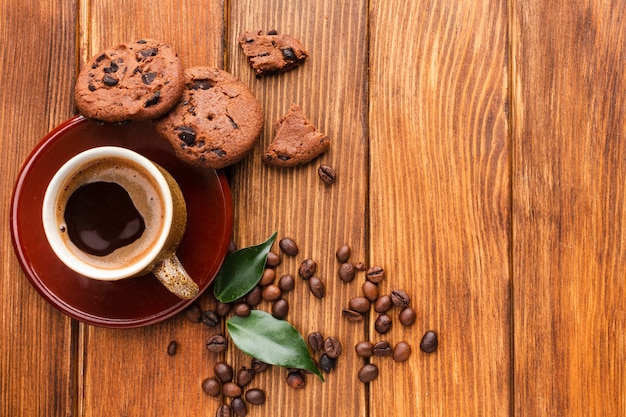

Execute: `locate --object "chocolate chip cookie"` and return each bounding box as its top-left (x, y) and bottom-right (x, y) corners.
top-left (238, 30), bottom-right (308, 76)
top-left (74, 39), bottom-right (184, 122)
top-left (154, 67), bottom-right (263, 169)
top-left (262, 104), bottom-right (330, 168)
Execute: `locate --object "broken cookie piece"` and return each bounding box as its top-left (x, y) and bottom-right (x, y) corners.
top-left (262, 104), bottom-right (330, 168)
top-left (238, 30), bottom-right (308, 76)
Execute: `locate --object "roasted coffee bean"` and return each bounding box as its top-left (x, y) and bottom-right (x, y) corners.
top-left (298, 259), bottom-right (317, 280)
top-left (260, 268), bottom-right (276, 286)
top-left (358, 364), bottom-right (379, 383)
top-left (201, 310), bottom-right (220, 327)
top-left (308, 277), bottom-right (325, 298)
top-left (201, 377), bottom-right (221, 397)
top-left (362, 281), bottom-right (379, 301)
top-left (393, 341), bottom-right (412, 362)
top-left (319, 353), bottom-right (337, 373)
top-left (391, 289), bottom-right (411, 308)
top-left (420, 330), bottom-right (438, 353)
top-left (184, 302), bottom-right (202, 322)
top-left (233, 303), bottom-right (251, 317)
top-left (166, 340), bottom-right (177, 356)
top-left (262, 284), bottom-right (282, 301)
top-left (355, 341), bottom-right (374, 357)
top-left (349, 296), bottom-right (371, 313)
top-left (245, 285), bottom-right (263, 307)
top-left (206, 335), bottom-right (228, 353)
top-left (215, 362), bottom-right (234, 382)
top-left (323, 337), bottom-right (342, 358)
top-left (251, 358), bottom-right (269, 373)
top-left (354, 261), bottom-right (367, 271)
top-left (216, 404), bottom-right (231, 417)
top-left (228, 239), bottom-right (238, 254)
top-left (318, 165), bottom-right (336, 185)
top-left (279, 237), bottom-right (299, 256)
top-left (374, 295), bottom-right (393, 313)
top-left (399, 307), bottom-right (417, 326)
top-left (342, 309), bottom-right (364, 322)
top-left (373, 341), bottom-right (393, 357)
top-left (265, 251), bottom-right (281, 267)
top-left (278, 274), bottom-right (295, 291)
top-left (366, 266), bottom-right (385, 283)
top-left (236, 367), bottom-right (255, 387)
top-left (272, 299), bottom-right (289, 319)
top-left (216, 302), bottom-right (232, 317)
top-left (286, 370), bottom-right (306, 389)
top-left (338, 262), bottom-right (356, 282)
top-left (335, 245), bottom-right (351, 262)
top-left (375, 314), bottom-right (393, 334)
top-left (245, 388), bottom-right (266, 405)
top-left (222, 382), bottom-right (242, 398)
top-left (308, 332), bottom-right (324, 352)
top-left (230, 397), bottom-right (247, 417)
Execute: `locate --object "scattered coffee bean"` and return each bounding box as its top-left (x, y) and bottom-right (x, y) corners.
top-left (245, 388), bottom-right (266, 405)
top-left (358, 364), bottom-right (379, 383)
top-left (354, 261), bottom-right (367, 271)
top-left (366, 266), bottom-right (385, 283)
top-left (323, 337), bottom-right (342, 358)
top-left (342, 309), bottom-right (364, 322)
top-left (391, 289), bottom-right (411, 308)
top-left (167, 340), bottom-right (177, 356)
top-left (216, 404), bottom-right (231, 417)
top-left (206, 334), bottom-right (228, 353)
top-left (202, 377), bottom-right (221, 397)
top-left (230, 397), bottom-right (247, 417)
top-left (251, 359), bottom-right (269, 373)
top-left (201, 310), bottom-right (220, 327)
top-left (319, 353), bottom-right (337, 373)
top-left (228, 239), bottom-right (238, 254)
top-left (338, 262), bottom-right (356, 282)
top-left (420, 330), bottom-right (438, 353)
top-left (233, 303), bottom-right (251, 317)
top-left (222, 382), bottom-right (242, 398)
top-left (279, 237), bottom-right (299, 256)
top-left (298, 259), bottom-right (317, 280)
top-left (374, 295), bottom-right (393, 313)
top-left (278, 274), bottom-right (295, 291)
top-left (184, 302), bottom-right (202, 322)
top-left (399, 307), bottom-right (417, 326)
top-left (262, 284), bottom-right (282, 301)
top-left (335, 245), bottom-right (351, 263)
top-left (260, 268), bottom-right (276, 286)
top-left (318, 164), bottom-right (336, 185)
top-left (215, 362), bottom-right (234, 383)
top-left (271, 299), bottom-right (289, 319)
top-left (286, 370), bottom-right (306, 389)
top-left (349, 296), bottom-right (371, 313)
top-left (393, 341), bottom-right (412, 362)
top-left (244, 286), bottom-right (263, 307)
top-left (236, 367), bottom-right (255, 387)
top-left (361, 281), bottom-right (379, 301)
top-left (375, 314), bottom-right (393, 334)
top-left (308, 332), bottom-right (324, 352)
top-left (373, 341), bottom-right (393, 357)
top-left (265, 251), bottom-right (281, 267)
top-left (308, 276), bottom-right (325, 298)
top-left (216, 302), bottom-right (232, 317)
top-left (355, 341), bottom-right (374, 357)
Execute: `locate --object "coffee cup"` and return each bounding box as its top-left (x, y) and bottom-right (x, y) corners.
top-left (42, 146), bottom-right (199, 299)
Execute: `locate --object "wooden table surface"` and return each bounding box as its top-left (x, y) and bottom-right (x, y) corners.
top-left (1, 1), bottom-right (624, 416)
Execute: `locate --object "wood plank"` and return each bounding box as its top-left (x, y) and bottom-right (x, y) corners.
top-left (369, 1), bottom-right (511, 416)
top-left (511, 1), bottom-right (626, 415)
top-left (226, 0), bottom-right (369, 416)
top-left (0, 1), bottom-right (77, 416)
top-left (77, 1), bottom-right (226, 416)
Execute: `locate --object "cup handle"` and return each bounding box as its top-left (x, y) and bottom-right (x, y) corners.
top-left (152, 253), bottom-right (199, 299)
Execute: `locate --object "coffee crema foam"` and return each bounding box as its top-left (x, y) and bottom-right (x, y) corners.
top-left (54, 157), bottom-right (166, 271)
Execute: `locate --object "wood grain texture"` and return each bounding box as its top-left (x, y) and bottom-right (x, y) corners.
top-left (369, 1), bottom-right (510, 416)
top-left (511, 1), bottom-right (626, 415)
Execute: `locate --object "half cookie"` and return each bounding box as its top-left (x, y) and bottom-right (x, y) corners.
top-left (238, 31), bottom-right (308, 76)
top-left (262, 104), bottom-right (330, 168)
top-left (154, 67), bottom-right (263, 170)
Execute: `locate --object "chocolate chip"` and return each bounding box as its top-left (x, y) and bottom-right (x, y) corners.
top-left (139, 47), bottom-right (158, 58)
top-left (267, 29), bottom-right (279, 35)
top-left (103, 62), bottom-right (119, 73)
top-left (144, 91), bottom-right (161, 107)
top-left (136, 39), bottom-right (148, 44)
top-left (176, 126), bottom-right (196, 144)
top-left (141, 71), bottom-right (157, 84)
top-left (102, 74), bottom-right (119, 86)
top-left (281, 47), bottom-right (297, 61)
top-left (211, 148), bottom-right (227, 157)
top-left (192, 79), bottom-right (213, 90)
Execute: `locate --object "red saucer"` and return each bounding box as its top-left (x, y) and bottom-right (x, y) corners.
top-left (10, 115), bottom-right (233, 328)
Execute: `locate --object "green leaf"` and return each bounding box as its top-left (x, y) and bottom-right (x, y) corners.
top-left (227, 310), bottom-right (324, 381)
top-left (214, 232), bottom-right (277, 303)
